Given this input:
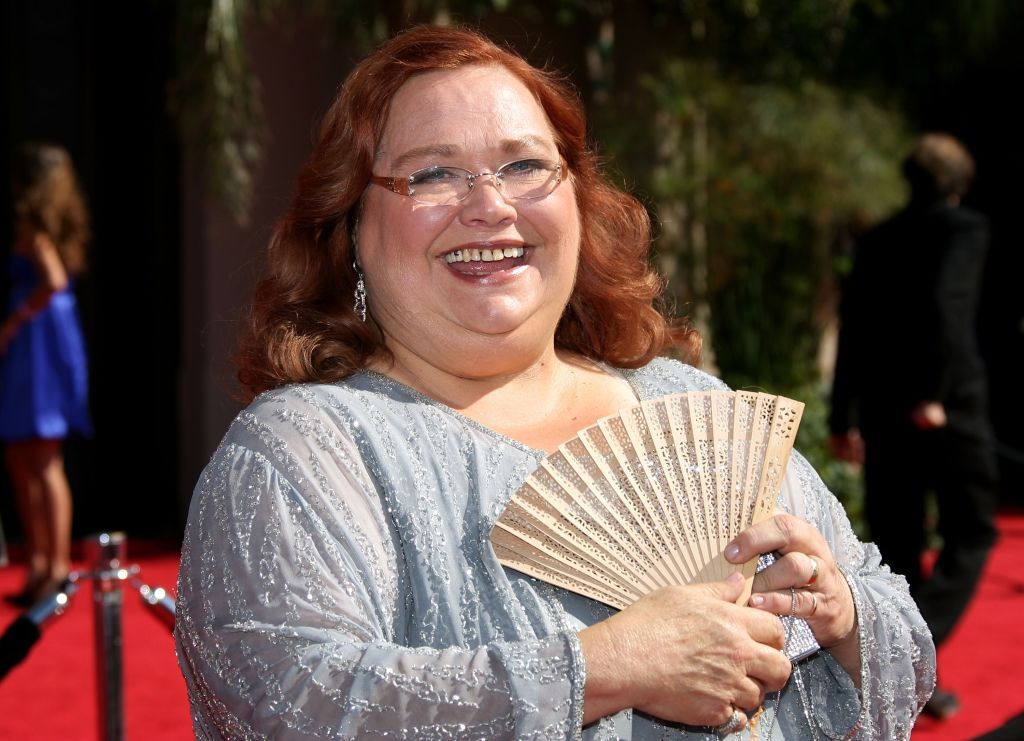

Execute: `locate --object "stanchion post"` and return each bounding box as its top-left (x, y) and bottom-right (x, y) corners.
top-left (86, 532), bottom-right (126, 741)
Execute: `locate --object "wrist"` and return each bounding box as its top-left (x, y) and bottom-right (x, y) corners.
top-left (579, 620), bottom-right (634, 723)
top-left (825, 571), bottom-right (862, 686)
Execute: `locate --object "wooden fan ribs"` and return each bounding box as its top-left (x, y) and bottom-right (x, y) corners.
top-left (618, 406), bottom-right (697, 584)
top-left (514, 465), bottom-right (653, 594)
top-left (710, 393), bottom-right (735, 567)
top-left (570, 430), bottom-right (670, 588)
top-left (677, 394), bottom-right (718, 578)
top-left (584, 421), bottom-right (684, 587)
top-left (646, 398), bottom-right (710, 578)
top-left (492, 390), bottom-right (805, 612)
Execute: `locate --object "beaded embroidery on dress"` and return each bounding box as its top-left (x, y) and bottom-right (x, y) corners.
top-left (175, 357), bottom-right (935, 739)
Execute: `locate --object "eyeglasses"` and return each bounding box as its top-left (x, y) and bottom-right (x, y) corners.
top-left (369, 159), bottom-right (563, 206)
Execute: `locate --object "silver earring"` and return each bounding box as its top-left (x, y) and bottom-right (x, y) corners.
top-left (353, 262), bottom-right (367, 322)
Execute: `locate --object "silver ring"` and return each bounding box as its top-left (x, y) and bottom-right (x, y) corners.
top-left (809, 591), bottom-right (818, 616)
top-left (715, 707), bottom-right (744, 735)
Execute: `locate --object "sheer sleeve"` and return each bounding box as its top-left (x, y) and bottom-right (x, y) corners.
top-left (781, 453), bottom-right (935, 740)
top-left (174, 403), bottom-right (586, 740)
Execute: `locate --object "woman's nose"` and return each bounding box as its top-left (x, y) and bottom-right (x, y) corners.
top-left (458, 174), bottom-right (517, 225)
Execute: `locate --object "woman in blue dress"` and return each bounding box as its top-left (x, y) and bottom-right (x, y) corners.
top-left (0, 142), bottom-right (92, 606)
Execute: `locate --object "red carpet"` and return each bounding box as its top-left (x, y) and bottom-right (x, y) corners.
top-left (913, 511), bottom-right (1024, 740)
top-left (0, 542), bottom-right (189, 740)
top-left (1, 516), bottom-right (1022, 740)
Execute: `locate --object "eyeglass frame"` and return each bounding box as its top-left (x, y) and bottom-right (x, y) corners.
top-left (368, 158), bottom-right (564, 205)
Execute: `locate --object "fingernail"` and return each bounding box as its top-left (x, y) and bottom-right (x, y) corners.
top-left (727, 571), bottom-right (744, 584)
top-left (750, 594), bottom-right (765, 606)
top-left (725, 544), bottom-right (740, 560)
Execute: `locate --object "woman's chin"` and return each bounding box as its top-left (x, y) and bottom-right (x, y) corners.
top-left (451, 307), bottom-right (550, 342)
top-left (457, 317), bottom-right (525, 337)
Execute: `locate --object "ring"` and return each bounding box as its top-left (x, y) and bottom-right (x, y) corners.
top-left (715, 707), bottom-right (745, 735)
top-left (809, 591), bottom-right (818, 616)
top-left (802, 554), bottom-right (819, 588)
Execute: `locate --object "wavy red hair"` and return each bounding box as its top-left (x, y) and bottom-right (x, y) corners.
top-left (236, 24), bottom-right (698, 400)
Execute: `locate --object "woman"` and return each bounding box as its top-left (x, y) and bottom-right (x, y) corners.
top-left (176, 25), bottom-right (934, 739)
top-left (0, 142), bottom-right (92, 605)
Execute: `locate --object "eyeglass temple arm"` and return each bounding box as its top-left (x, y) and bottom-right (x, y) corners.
top-left (368, 175), bottom-right (412, 196)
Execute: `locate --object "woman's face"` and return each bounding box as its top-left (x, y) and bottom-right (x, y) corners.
top-left (357, 64), bottom-right (581, 376)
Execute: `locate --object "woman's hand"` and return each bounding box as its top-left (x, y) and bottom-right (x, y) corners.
top-left (725, 513), bottom-right (861, 682)
top-left (579, 572), bottom-right (793, 729)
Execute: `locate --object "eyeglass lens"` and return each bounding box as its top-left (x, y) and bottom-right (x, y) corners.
top-left (407, 160), bottom-right (559, 204)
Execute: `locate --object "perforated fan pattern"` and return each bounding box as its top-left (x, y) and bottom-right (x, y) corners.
top-left (492, 390), bottom-right (805, 609)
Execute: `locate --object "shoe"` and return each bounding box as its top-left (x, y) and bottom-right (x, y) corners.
top-left (3, 590), bottom-right (35, 608)
top-left (3, 572), bottom-right (46, 608)
top-left (924, 688), bottom-right (960, 719)
top-left (2, 572), bottom-right (69, 609)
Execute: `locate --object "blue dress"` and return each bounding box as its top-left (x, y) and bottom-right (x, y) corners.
top-left (0, 254), bottom-right (92, 441)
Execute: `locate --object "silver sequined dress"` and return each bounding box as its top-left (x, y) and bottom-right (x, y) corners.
top-left (175, 358), bottom-right (935, 739)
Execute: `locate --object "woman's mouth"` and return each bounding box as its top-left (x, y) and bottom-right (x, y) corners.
top-left (441, 244), bottom-right (530, 277)
top-left (444, 245), bottom-right (525, 264)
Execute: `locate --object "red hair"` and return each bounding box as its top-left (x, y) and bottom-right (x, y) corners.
top-left (236, 24), bottom-right (698, 400)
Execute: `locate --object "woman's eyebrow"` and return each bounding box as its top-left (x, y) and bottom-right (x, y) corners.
top-left (500, 135), bottom-right (557, 156)
top-left (387, 144), bottom-right (461, 173)
top-left (384, 135), bottom-right (558, 172)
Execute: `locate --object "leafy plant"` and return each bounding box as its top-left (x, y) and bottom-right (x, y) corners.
top-left (646, 63), bottom-right (910, 392)
top-left (174, 0), bottom-right (283, 223)
top-left (792, 383), bottom-right (865, 536)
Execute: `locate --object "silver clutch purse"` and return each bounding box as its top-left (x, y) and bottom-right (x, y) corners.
top-left (757, 552), bottom-right (820, 662)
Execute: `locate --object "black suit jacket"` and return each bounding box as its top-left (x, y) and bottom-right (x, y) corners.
top-left (829, 201), bottom-right (990, 437)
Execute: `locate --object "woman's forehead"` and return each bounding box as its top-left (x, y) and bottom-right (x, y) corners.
top-left (376, 65), bottom-right (557, 167)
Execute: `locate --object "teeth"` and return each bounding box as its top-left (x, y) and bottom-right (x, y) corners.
top-left (444, 246), bottom-right (524, 263)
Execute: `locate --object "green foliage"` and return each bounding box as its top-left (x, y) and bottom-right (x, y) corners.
top-left (645, 64), bottom-right (909, 391)
top-left (792, 383), bottom-right (865, 536)
top-left (175, 0), bottom-right (287, 224)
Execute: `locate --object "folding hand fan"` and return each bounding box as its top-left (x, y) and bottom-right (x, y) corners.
top-left (491, 390), bottom-right (819, 661)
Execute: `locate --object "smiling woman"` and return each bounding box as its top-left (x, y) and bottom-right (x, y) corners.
top-left (232, 27), bottom-right (695, 400)
top-left (356, 64), bottom-right (587, 410)
top-left (175, 24), bottom-right (934, 740)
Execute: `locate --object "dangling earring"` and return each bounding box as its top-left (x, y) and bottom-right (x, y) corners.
top-left (350, 217), bottom-right (366, 322)
top-left (353, 261), bottom-right (367, 322)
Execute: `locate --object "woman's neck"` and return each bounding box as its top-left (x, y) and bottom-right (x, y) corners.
top-left (378, 338), bottom-right (566, 412)
top-left (373, 340), bottom-right (637, 453)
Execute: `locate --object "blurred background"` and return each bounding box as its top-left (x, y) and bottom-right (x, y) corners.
top-left (1, 0), bottom-right (1021, 548)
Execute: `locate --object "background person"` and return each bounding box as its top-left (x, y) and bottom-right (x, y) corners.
top-left (176, 25), bottom-right (934, 739)
top-left (0, 142), bottom-right (92, 606)
top-left (829, 132), bottom-right (998, 719)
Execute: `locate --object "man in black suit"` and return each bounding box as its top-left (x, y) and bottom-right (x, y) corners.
top-left (829, 133), bottom-right (998, 719)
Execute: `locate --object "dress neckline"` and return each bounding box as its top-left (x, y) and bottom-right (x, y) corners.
top-left (357, 366), bottom-right (642, 456)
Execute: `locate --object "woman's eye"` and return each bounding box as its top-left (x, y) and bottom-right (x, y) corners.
top-left (501, 160), bottom-right (545, 177)
top-left (410, 168), bottom-right (462, 185)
